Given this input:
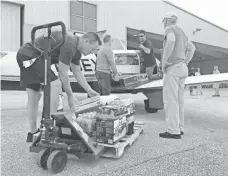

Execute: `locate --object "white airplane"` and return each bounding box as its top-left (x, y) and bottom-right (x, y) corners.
top-left (1, 48), bottom-right (228, 113)
top-left (0, 49), bottom-right (160, 85)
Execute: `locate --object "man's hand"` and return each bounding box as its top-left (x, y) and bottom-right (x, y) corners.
top-left (162, 62), bottom-right (170, 74)
top-left (67, 95), bottom-right (78, 113)
top-left (112, 72), bottom-right (122, 82)
top-left (88, 89), bottom-right (99, 97)
top-left (162, 66), bottom-right (166, 74)
top-left (139, 44), bottom-right (144, 49)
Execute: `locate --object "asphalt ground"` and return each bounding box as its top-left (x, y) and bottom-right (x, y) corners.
top-left (1, 88), bottom-right (228, 176)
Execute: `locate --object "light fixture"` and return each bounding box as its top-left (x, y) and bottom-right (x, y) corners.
top-left (193, 28), bottom-right (202, 35)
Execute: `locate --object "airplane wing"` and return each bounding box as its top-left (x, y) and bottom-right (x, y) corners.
top-left (135, 73), bottom-right (228, 90)
top-left (0, 52), bottom-right (20, 81)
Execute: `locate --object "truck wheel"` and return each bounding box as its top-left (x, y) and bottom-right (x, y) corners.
top-left (144, 99), bottom-right (158, 113)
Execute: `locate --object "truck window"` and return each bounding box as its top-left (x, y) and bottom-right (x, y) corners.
top-left (114, 54), bottom-right (139, 65)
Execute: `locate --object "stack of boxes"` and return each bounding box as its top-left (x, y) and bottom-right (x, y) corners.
top-left (73, 96), bottom-right (136, 145)
top-left (95, 98), bottom-right (135, 144)
top-left (95, 104), bottom-right (128, 144)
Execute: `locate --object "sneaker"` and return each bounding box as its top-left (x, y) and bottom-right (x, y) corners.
top-left (159, 132), bottom-right (181, 139)
top-left (213, 95), bottom-right (220, 97)
top-left (26, 129), bottom-right (40, 142)
top-left (57, 108), bottom-right (63, 112)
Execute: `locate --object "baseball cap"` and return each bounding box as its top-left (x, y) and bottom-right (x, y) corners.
top-left (138, 30), bottom-right (146, 37)
top-left (162, 12), bottom-right (178, 22)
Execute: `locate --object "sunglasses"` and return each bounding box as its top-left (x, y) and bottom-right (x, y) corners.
top-left (138, 35), bottom-right (145, 38)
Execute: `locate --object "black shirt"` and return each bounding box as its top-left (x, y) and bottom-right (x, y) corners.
top-left (17, 31), bottom-right (81, 66)
top-left (140, 39), bottom-right (156, 67)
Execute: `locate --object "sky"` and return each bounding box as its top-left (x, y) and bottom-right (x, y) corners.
top-left (167, 0), bottom-right (228, 31)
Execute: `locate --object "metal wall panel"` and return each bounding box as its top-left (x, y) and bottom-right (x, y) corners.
top-left (21, 1), bottom-right (69, 43)
top-left (4, 0), bottom-right (228, 49)
top-left (95, 1), bottom-right (228, 49)
top-left (1, 2), bottom-right (21, 51)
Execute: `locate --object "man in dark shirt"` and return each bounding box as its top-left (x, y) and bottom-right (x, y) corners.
top-left (138, 30), bottom-right (157, 80)
top-left (16, 31), bottom-right (102, 142)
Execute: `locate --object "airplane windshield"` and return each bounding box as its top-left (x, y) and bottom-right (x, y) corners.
top-left (114, 54), bottom-right (139, 65)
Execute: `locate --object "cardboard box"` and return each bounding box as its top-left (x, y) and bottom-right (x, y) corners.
top-left (76, 112), bottom-right (97, 136)
top-left (95, 115), bottom-right (127, 144)
top-left (119, 75), bottom-right (138, 86)
top-left (110, 98), bottom-right (135, 116)
top-left (96, 105), bottom-right (128, 119)
top-left (119, 73), bottom-right (149, 87)
top-left (137, 73), bottom-right (149, 82)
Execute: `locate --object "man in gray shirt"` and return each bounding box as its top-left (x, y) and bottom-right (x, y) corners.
top-left (95, 35), bottom-right (118, 95)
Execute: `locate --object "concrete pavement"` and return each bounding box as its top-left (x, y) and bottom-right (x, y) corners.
top-left (1, 89), bottom-right (228, 176)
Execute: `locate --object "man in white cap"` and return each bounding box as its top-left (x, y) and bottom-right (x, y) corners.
top-left (159, 12), bottom-right (196, 139)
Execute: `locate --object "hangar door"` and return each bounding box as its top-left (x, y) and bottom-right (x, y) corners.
top-left (1, 2), bottom-right (21, 51)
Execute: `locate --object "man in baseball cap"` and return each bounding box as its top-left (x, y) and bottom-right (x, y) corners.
top-left (159, 12), bottom-right (196, 139)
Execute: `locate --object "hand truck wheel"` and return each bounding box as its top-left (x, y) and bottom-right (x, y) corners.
top-left (37, 148), bottom-right (51, 169)
top-left (47, 150), bottom-right (68, 174)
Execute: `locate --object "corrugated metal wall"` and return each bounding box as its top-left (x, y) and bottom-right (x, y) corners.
top-left (3, 0), bottom-right (228, 52)
top-left (18, 0), bottom-right (69, 43)
top-left (1, 1), bottom-right (21, 51)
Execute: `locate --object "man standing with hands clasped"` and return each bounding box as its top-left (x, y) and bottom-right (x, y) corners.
top-left (159, 12), bottom-right (196, 139)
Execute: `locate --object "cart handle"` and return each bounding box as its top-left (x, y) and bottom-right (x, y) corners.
top-left (31, 21), bottom-right (66, 53)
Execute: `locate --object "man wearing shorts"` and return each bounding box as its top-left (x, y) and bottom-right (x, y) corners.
top-left (16, 31), bottom-right (101, 142)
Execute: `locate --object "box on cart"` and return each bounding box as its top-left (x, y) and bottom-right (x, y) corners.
top-left (95, 114), bottom-right (127, 144)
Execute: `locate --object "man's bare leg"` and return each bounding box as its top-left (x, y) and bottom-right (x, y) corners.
top-left (26, 88), bottom-right (41, 133)
top-left (50, 79), bottom-right (62, 113)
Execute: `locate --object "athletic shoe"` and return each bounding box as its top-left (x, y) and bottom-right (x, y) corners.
top-left (159, 132), bottom-right (181, 139)
top-left (26, 128), bottom-right (40, 142)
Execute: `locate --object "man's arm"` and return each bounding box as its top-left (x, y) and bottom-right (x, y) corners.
top-left (140, 45), bottom-right (150, 54)
top-left (139, 40), bottom-right (152, 54)
top-left (70, 63), bottom-right (93, 93)
top-left (162, 33), bottom-right (175, 66)
top-left (185, 40), bottom-right (196, 64)
top-left (58, 61), bottom-right (74, 97)
top-left (105, 49), bottom-right (118, 75)
top-left (58, 42), bottom-right (75, 97)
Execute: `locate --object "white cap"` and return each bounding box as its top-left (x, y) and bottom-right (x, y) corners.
top-left (163, 12), bottom-right (178, 22)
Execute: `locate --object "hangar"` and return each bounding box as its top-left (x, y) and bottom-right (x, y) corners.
top-left (1, 0), bottom-right (228, 74)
